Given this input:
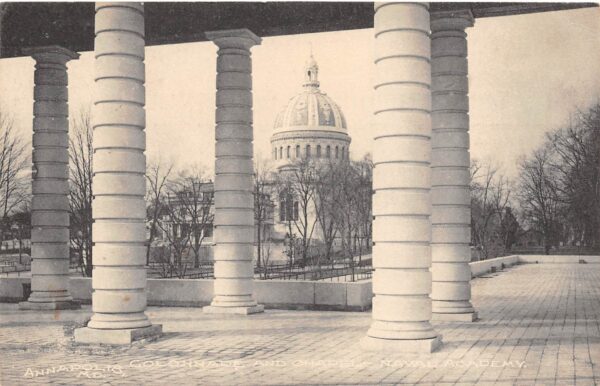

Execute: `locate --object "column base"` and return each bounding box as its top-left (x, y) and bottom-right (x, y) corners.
top-left (19, 300), bottom-right (80, 310)
top-left (203, 304), bottom-right (264, 315)
top-left (432, 311), bottom-right (478, 322)
top-left (74, 325), bottom-right (163, 345)
top-left (361, 335), bottom-right (443, 354)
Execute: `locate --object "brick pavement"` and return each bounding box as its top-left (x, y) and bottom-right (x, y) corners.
top-left (0, 263), bottom-right (599, 385)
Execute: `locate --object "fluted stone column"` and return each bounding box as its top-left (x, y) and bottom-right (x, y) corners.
top-left (430, 10), bottom-right (477, 322)
top-left (74, 2), bottom-right (161, 344)
top-left (362, 2), bottom-right (441, 353)
top-left (203, 29), bottom-right (264, 315)
top-left (19, 46), bottom-right (80, 311)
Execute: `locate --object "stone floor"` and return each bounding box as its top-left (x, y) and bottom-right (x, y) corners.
top-left (0, 263), bottom-right (599, 385)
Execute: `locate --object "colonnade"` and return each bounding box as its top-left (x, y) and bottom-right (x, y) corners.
top-left (20, 2), bottom-right (476, 350)
top-left (430, 10), bottom-right (476, 322)
top-left (19, 46), bottom-right (80, 311)
top-left (203, 29), bottom-right (263, 315)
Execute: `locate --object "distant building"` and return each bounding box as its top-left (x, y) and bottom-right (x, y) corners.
top-left (271, 54), bottom-right (351, 169)
top-left (150, 181), bottom-right (216, 263)
top-left (267, 55), bottom-right (353, 261)
top-left (151, 55), bottom-right (352, 264)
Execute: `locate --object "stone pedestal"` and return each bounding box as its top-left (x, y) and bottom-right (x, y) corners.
top-left (203, 304), bottom-right (264, 315)
top-left (74, 325), bottom-right (162, 345)
top-left (203, 29), bottom-right (263, 315)
top-left (74, 2), bottom-right (161, 344)
top-left (19, 300), bottom-right (80, 311)
top-left (363, 2), bottom-right (441, 353)
top-left (431, 311), bottom-right (477, 322)
top-left (430, 10), bottom-right (477, 322)
top-left (19, 46), bottom-right (80, 311)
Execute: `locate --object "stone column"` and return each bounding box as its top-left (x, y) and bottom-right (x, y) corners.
top-left (203, 29), bottom-right (263, 315)
top-left (430, 10), bottom-right (477, 322)
top-left (19, 46), bottom-right (80, 311)
top-left (74, 2), bottom-right (161, 344)
top-left (363, 2), bottom-right (441, 353)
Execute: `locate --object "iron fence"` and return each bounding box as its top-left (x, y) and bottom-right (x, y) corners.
top-left (7, 255), bottom-right (373, 282)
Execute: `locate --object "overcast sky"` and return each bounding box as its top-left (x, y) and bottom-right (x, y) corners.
top-left (0, 7), bottom-right (598, 177)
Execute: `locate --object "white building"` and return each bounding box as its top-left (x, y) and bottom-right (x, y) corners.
top-left (271, 55), bottom-right (351, 168)
top-left (267, 55), bottom-right (353, 262)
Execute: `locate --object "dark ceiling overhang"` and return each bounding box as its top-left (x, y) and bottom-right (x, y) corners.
top-left (0, 2), bottom-right (596, 59)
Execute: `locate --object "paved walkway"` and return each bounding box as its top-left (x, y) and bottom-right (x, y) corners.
top-left (1, 263), bottom-right (599, 385)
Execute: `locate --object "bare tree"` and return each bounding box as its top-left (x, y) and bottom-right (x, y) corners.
top-left (276, 158), bottom-right (319, 266)
top-left (517, 146), bottom-right (562, 254)
top-left (257, 227), bottom-right (273, 279)
top-left (313, 160), bottom-right (342, 264)
top-left (335, 162), bottom-right (360, 270)
top-left (254, 157), bottom-right (274, 270)
top-left (156, 191), bottom-right (191, 277)
top-left (145, 157), bottom-right (173, 265)
top-left (331, 157), bottom-right (374, 273)
top-left (547, 104), bottom-right (600, 250)
top-left (0, 110), bottom-right (30, 244)
top-left (470, 159), bottom-right (513, 259)
top-left (349, 155), bottom-right (373, 263)
top-left (175, 167), bottom-right (214, 268)
top-left (9, 201), bottom-right (31, 265)
top-left (69, 111), bottom-right (93, 276)
top-left (499, 206), bottom-right (521, 252)
top-left (157, 166), bottom-right (213, 273)
top-left (275, 175), bottom-right (299, 266)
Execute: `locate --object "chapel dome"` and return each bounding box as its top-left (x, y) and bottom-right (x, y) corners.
top-left (272, 55), bottom-right (347, 135)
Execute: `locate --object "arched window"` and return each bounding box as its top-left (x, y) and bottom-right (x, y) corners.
top-left (274, 148), bottom-right (277, 160)
top-left (316, 145), bottom-right (321, 158)
top-left (296, 145), bottom-right (300, 158)
top-left (279, 191), bottom-right (296, 222)
top-left (279, 193), bottom-right (286, 221)
top-left (306, 145), bottom-right (311, 158)
top-left (335, 146), bottom-right (339, 159)
top-left (279, 147), bottom-right (283, 159)
top-left (326, 145), bottom-right (331, 158)
top-left (341, 147), bottom-right (345, 159)
top-left (286, 146), bottom-right (290, 159)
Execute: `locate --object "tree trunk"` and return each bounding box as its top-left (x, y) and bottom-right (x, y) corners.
top-left (18, 228), bottom-right (22, 264)
top-left (544, 235), bottom-right (551, 255)
top-left (146, 223), bottom-right (155, 266)
top-left (256, 219), bottom-right (261, 269)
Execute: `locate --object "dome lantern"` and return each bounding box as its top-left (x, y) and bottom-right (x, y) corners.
top-left (303, 54), bottom-right (320, 88)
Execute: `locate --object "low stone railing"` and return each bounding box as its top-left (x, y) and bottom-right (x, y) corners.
top-left (470, 255), bottom-right (520, 277)
top-left (1, 276), bottom-right (372, 311)
top-left (2, 254), bottom-right (597, 309)
top-left (516, 254), bottom-right (600, 264)
top-left (468, 254), bottom-right (600, 278)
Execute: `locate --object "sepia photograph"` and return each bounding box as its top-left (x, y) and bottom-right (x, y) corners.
top-left (0, 1), bottom-right (599, 384)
